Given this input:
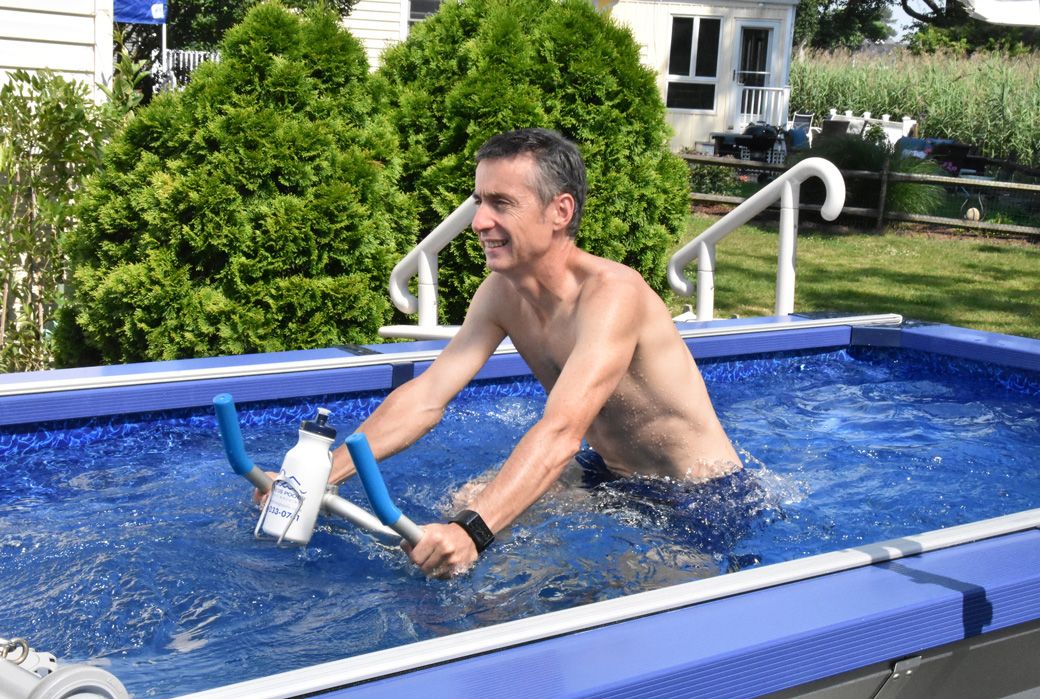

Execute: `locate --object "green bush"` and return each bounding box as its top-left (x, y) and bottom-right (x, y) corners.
top-left (58, 3), bottom-right (416, 366)
top-left (687, 163), bottom-right (742, 197)
top-left (376, 0), bottom-right (690, 322)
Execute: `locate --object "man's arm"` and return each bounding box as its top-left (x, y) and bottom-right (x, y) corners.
top-left (407, 275), bottom-right (642, 575)
top-left (328, 278), bottom-right (508, 484)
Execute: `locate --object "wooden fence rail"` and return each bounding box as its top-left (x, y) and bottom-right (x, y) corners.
top-left (682, 153), bottom-right (1040, 238)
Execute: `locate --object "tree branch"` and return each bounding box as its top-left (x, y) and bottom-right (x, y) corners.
top-left (900, 0), bottom-right (943, 22)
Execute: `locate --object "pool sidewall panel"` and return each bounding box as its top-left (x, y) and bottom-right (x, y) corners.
top-left (313, 530), bottom-right (1040, 699)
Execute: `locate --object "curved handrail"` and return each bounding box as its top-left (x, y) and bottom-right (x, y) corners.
top-left (388, 197), bottom-right (477, 322)
top-left (668, 157), bottom-right (845, 320)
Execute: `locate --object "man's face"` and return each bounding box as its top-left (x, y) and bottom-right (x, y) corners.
top-left (472, 155), bottom-right (558, 274)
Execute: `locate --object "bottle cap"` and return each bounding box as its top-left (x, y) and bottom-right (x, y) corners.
top-left (301, 407), bottom-right (337, 440)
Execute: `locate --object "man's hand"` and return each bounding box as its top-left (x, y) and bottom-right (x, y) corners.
top-left (252, 470), bottom-right (280, 506)
top-left (403, 522), bottom-right (478, 578)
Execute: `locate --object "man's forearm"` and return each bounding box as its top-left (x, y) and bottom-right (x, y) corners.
top-left (329, 379), bottom-right (444, 484)
top-left (467, 419), bottom-right (581, 533)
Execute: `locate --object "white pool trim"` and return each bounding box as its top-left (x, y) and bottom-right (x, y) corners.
top-left (0, 313), bottom-right (901, 398)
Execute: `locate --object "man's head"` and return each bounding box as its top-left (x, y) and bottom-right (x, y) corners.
top-left (475, 128), bottom-right (587, 237)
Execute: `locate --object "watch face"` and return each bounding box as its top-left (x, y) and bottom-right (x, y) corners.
top-left (453, 510), bottom-right (494, 553)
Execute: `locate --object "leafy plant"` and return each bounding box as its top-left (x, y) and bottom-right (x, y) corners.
top-left (102, 31), bottom-right (150, 121)
top-left (58, 3), bottom-right (417, 366)
top-left (687, 163), bottom-right (742, 197)
top-left (0, 71), bottom-right (111, 372)
top-left (375, 0), bottom-right (690, 322)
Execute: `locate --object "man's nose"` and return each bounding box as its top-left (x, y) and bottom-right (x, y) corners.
top-left (472, 202), bottom-right (493, 234)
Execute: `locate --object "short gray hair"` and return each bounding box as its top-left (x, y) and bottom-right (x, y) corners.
top-left (475, 128), bottom-right (587, 237)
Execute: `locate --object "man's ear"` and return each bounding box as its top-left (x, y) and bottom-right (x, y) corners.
top-left (550, 193), bottom-right (576, 233)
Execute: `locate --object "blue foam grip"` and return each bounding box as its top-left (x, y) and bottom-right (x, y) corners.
top-left (346, 433), bottom-right (402, 527)
top-left (213, 393), bottom-right (255, 477)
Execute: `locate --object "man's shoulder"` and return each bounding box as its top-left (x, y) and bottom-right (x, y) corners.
top-left (473, 273), bottom-right (519, 314)
top-left (580, 253), bottom-right (648, 290)
top-left (478, 271), bottom-right (514, 296)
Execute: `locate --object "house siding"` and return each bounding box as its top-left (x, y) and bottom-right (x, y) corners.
top-left (343, 0), bottom-right (405, 69)
top-left (611, 0), bottom-right (796, 150)
top-left (0, 0), bottom-right (114, 102)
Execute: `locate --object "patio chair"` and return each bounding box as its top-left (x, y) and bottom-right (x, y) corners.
top-left (815, 118), bottom-right (851, 145)
top-left (784, 112), bottom-right (815, 150)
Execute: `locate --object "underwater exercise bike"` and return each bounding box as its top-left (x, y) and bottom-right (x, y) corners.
top-left (213, 393), bottom-right (422, 548)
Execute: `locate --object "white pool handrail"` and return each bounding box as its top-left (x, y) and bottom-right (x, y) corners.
top-left (383, 158), bottom-right (844, 338)
top-left (668, 157), bottom-right (845, 321)
top-left (383, 197), bottom-right (477, 337)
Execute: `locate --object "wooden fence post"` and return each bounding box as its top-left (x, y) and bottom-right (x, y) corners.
top-left (875, 154), bottom-right (890, 233)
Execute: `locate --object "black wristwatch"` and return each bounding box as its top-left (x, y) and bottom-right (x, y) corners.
top-left (449, 509), bottom-right (495, 553)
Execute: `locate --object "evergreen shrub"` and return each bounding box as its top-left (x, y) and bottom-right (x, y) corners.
top-left (58, 2), bottom-right (416, 366)
top-left (376, 0), bottom-right (691, 322)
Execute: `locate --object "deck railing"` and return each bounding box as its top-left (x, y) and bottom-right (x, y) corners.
top-left (667, 157), bottom-right (845, 321)
top-left (737, 86), bottom-right (789, 129)
top-left (156, 49), bottom-right (220, 89)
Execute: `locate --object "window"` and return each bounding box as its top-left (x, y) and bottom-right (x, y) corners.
top-left (409, 0), bottom-right (441, 26)
top-left (666, 17), bottom-right (720, 111)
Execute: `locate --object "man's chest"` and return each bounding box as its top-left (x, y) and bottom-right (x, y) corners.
top-left (504, 314), bottom-right (578, 388)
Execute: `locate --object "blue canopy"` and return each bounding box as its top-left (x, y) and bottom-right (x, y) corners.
top-left (114, 0), bottom-right (166, 24)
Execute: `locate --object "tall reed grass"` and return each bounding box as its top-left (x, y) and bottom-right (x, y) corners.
top-left (791, 49), bottom-right (1040, 168)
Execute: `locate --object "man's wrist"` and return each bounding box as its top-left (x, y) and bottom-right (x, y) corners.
top-left (449, 509), bottom-right (495, 554)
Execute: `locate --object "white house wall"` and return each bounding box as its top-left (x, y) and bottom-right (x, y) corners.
top-left (0, 0), bottom-right (114, 102)
top-left (611, 0), bottom-right (796, 151)
top-left (342, 0), bottom-right (406, 69)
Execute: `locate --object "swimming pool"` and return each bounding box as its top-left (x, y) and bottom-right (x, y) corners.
top-left (3, 313), bottom-right (1040, 698)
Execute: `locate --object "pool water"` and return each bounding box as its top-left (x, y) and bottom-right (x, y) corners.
top-left (1, 346), bottom-right (1039, 697)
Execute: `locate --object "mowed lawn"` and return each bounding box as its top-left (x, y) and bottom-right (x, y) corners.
top-left (665, 214), bottom-right (1040, 340)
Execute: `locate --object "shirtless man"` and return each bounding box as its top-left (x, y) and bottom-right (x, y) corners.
top-left (328, 128), bottom-right (739, 577)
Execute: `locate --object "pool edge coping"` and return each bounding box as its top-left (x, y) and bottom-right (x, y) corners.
top-left (0, 313), bottom-right (904, 398)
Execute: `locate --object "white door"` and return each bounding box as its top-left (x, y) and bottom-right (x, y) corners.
top-left (732, 22), bottom-right (783, 128)
top-left (735, 25), bottom-right (772, 88)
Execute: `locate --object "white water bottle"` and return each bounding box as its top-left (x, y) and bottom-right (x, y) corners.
top-left (260, 408), bottom-right (336, 545)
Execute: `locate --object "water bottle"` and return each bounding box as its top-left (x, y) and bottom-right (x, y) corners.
top-left (259, 408), bottom-right (336, 545)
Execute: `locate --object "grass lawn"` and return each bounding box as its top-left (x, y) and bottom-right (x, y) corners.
top-left (664, 214), bottom-right (1040, 340)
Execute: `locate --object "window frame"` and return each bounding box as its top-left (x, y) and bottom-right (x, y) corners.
top-left (665, 15), bottom-right (722, 114)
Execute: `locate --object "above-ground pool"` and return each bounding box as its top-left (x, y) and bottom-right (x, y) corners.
top-left (2, 313), bottom-right (1040, 698)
